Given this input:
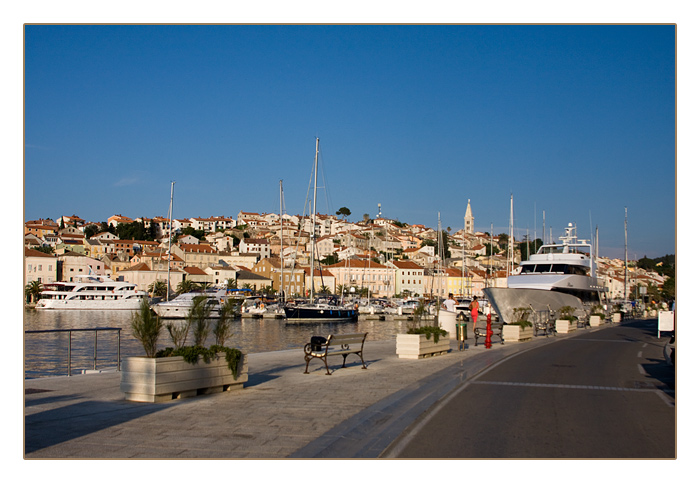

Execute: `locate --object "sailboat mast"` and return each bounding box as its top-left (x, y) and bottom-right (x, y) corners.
top-left (309, 138), bottom-right (320, 304)
top-left (624, 207), bottom-right (628, 302)
top-left (166, 181), bottom-right (175, 301)
top-left (279, 179), bottom-right (284, 303)
top-left (437, 212), bottom-right (443, 305)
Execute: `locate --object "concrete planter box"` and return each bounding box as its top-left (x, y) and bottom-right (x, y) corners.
top-left (555, 319), bottom-right (577, 334)
top-left (612, 312), bottom-right (622, 323)
top-left (120, 352), bottom-right (248, 403)
top-left (396, 334), bottom-right (450, 359)
top-left (589, 315), bottom-right (603, 327)
top-left (502, 324), bottom-right (534, 342)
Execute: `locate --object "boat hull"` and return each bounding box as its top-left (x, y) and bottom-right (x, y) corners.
top-left (35, 298), bottom-right (144, 310)
top-left (283, 305), bottom-right (358, 322)
top-left (483, 287), bottom-right (586, 324)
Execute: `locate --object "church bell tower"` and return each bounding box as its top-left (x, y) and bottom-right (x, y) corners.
top-left (464, 199), bottom-right (474, 235)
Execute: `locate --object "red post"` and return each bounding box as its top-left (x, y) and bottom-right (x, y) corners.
top-left (485, 312), bottom-right (493, 349)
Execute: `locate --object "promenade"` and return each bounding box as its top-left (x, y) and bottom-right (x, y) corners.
top-left (25, 329), bottom-right (569, 459)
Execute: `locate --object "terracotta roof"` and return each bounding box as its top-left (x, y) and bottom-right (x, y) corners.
top-left (391, 260), bottom-right (423, 269)
top-left (25, 247), bottom-right (54, 258)
top-left (179, 244), bottom-right (216, 253)
top-left (183, 266), bottom-right (208, 275)
top-left (127, 262), bottom-right (151, 271)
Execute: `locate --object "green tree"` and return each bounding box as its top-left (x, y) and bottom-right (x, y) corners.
top-left (83, 224), bottom-right (98, 239)
top-left (320, 253), bottom-right (339, 265)
top-left (25, 280), bottom-right (43, 303)
top-left (148, 280), bottom-right (168, 297)
top-left (336, 207), bottom-right (351, 220)
top-left (177, 279), bottom-right (198, 294)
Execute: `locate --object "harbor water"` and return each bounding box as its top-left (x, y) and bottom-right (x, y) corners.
top-left (23, 309), bottom-right (412, 378)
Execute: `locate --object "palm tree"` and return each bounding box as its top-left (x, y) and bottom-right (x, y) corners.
top-left (176, 279), bottom-right (198, 295)
top-left (148, 280), bottom-right (168, 297)
top-left (25, 280), bottom-right (43, 304)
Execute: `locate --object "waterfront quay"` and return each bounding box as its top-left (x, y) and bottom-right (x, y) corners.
top-left (24, 319), bottom-right (667, 459)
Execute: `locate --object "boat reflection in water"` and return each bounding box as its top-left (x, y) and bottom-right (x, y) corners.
top-left (23, 308), bottom-right (406, 378)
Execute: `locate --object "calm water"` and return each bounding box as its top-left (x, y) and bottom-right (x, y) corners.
top-left (23, 309), bottom-right (410, 378)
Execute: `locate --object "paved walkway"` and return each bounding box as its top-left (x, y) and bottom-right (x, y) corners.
top-left (25, 329), bottom-right (570, 459)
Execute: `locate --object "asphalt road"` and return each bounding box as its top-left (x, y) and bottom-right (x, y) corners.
top-left (388, 319), bottom-right (675, 458)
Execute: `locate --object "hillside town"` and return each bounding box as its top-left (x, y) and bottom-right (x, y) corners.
top-left (24, 201), bottom-right (672, 304)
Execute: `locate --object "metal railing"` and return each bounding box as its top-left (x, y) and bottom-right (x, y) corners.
top-left (25, 327), bottom-right (122, 376)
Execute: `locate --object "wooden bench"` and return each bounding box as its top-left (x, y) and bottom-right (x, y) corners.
top-left (474, 323), bottom-right (504, 346)
top-left (303, 333), bottom-right (368, 375)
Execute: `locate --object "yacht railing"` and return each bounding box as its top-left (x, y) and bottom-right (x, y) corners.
top-left (25, 327), bottom-right (122, 376)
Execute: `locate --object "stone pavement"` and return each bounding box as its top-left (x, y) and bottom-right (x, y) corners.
top-left (24, 331), bottom-right (565, 459)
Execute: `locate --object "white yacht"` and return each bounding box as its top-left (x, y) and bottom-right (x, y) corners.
top-left (35, 276), bottom-right (147, 310)
top-left (483, 223), bottom-right (607, 323)
top-left (152, 291), bottom-right (227, 318)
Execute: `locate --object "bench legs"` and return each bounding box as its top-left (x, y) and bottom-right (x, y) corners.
top-left (342, 353), bottom-right (367, 370)
top-left (304, 353), bottom-right (367, 375)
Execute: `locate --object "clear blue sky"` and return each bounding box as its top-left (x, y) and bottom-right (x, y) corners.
top-left (24, 25), bottom-right (676, 259)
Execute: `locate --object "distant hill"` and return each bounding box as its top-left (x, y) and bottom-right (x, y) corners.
top-left (636, 254), bottom-right (675, 278)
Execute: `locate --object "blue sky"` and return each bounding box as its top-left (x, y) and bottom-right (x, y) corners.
top-left (23, 24), bottom-right (676, 259)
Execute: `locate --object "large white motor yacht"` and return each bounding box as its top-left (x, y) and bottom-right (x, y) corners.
top-left (35, 276), bottom-right (147, 310)
top-left (483, 223), bottom-right (607, 323)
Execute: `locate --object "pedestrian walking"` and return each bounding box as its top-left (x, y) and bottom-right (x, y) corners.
top-left (469, 297), bottom-right (479, 330)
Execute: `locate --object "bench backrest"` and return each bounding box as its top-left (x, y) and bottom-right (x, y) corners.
top-left (326, 333), bottom-right (367, 347)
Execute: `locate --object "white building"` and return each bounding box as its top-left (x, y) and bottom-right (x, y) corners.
top-left (24, 248), bottom-right (57, 284)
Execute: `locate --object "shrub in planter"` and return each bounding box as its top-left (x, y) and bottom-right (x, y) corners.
top-left (407, 325), bottom-right (448, 343)
top-left (397, 325), bottom-right (450, 359)
top-left (511, 307), bottom-right (533, 329)
top-left (558, 305), bottom-right (577, 322)
top-left (156, 344), bottom-right (243, 380)
top-left (213, 298), bottom-right (238, 346)
top-left (503, 307), bottom-right (534, 342)
top-left (131, 297), bottom-right (163, 358)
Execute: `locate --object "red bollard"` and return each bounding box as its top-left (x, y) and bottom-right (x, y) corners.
top-left (485, 313), bottom-right (493, 349)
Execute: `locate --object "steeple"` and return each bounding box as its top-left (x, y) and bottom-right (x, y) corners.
top-left (464, 199), bottom-right (474, 235)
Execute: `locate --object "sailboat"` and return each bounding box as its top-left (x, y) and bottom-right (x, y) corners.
top-left (283, 138), bottom-right (358, 322)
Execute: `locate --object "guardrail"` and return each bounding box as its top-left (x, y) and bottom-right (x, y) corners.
top-left (25, 327), bottom-right (122, 376)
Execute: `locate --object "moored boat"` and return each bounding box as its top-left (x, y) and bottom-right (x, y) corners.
top-left (35, 276), bottom-right (147, 310)
top-left (152, 290), bottom-right (228, 318)
top-left (483, 223), bottom-right (607, 323)
top-left (283, 138), bottom-right (358, 323)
